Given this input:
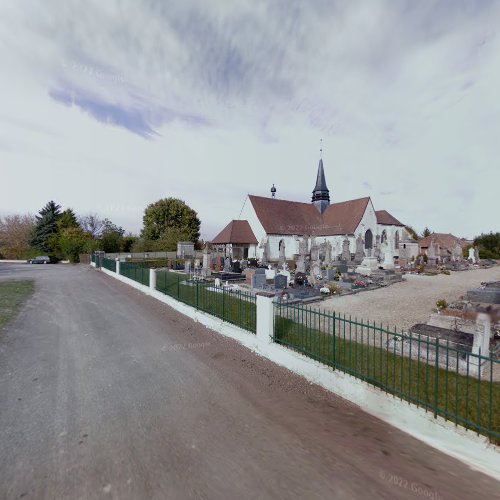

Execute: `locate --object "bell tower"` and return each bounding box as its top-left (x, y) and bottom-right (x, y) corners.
top-left (311, 154), bottom-right (330, 214)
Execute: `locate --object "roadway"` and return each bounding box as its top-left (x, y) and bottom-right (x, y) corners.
top-left (0, 263), bottom-right (498, 499)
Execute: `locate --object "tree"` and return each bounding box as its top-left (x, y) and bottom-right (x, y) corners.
top-left (421, 227), bottom-right (432, 238)
top-left (0, 214), bottom-right (35, 259)
top-left (29, 201), bottom-right (62, 253)
top-left (57, 208), bottom-right (79, 231)
top-left (141, 198), bottom-right (200, 244)
top-left (57, 227), bottom-right (91, 263)
top-left (120, 234), bottom-right (137, 252)
top-left (79, 213), bottom-right (105, 239)
top-left (99, 219), bottom-right (125, 253)
top-left (474, 232), bottom-right (500, 259)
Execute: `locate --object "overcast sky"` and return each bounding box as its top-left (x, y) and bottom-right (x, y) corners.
top-left (1, 0), bottom-right (499, 240)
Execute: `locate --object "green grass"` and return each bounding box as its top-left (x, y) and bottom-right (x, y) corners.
top-left (156, 270), bottom-right (256, 332)
top-left (275, 316), bottom-right (500, 444)
top-left (0, 280), bottom-right (35, 333)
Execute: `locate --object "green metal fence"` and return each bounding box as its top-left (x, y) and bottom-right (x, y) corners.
top-left (102, 257), bottom-right (116, 272)
top-left (156, 270), bottom-right (256, 333)
top-left (274, 302), bottom-right (500, 443)
top-left (119, 261), bottom-right (150, 286)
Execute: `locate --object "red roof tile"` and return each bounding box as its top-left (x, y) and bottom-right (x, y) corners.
top-left (376, 210), bottom-right (404, 226)
top-left (248, 195), bottom-right (371, 236)
top-left (419, 233), bottom-right (466, 249)
top-left (211, 220), bottom-right (258, 244)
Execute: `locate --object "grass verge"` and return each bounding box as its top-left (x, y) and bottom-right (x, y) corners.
top-left (0, 280), bottom-right (35, 333)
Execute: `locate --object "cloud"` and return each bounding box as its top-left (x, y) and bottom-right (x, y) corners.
top-left (1, 0), bottom-right (500, 238)
top-left (49, 84), bottom-right (209, 137)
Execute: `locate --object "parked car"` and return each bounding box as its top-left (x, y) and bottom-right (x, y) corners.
top-left (27, 256), bottom-right (51, 264)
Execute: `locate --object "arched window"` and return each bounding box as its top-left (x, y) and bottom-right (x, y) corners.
top-left (364, 229), bottom-right (373, 249)
top-left (381, 230), bottom-right (387, 244)
top-left (395, 231), bottom-right (400, 249)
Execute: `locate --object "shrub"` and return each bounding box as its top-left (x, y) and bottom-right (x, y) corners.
top-left (436, 299), bottom-right (448, 310)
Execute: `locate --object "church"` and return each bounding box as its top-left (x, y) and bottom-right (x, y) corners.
top-left (211, 157), bottom-right (406, 265)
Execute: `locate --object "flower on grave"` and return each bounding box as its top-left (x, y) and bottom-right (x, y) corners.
top-left (320, 287), bottom-right (330, 295)
top-left (354, 280), bottom-right (368, 288)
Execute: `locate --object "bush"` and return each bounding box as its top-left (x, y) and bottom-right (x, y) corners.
top-left (436, 299), bottom-right (448, 310)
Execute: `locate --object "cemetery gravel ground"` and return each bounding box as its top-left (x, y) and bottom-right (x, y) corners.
top-left (320, 265), bottom-right (500, 332)
top-left (1, 263), bottom-right (499, 499)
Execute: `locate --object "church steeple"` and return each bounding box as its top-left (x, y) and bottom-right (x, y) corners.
top-left (311, 157), bottom-right (330, 214)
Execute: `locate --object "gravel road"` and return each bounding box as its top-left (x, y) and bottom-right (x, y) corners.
top-left (0, 263), bottom-right (499, 499)
top-left (320, 266), bottom-right (500, 331)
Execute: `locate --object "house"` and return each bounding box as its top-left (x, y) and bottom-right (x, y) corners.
top-left (419, 233), bottom-right (467, 261)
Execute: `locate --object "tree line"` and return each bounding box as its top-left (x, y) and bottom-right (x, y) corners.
top-left (0, 197), bottom-right (201, 263)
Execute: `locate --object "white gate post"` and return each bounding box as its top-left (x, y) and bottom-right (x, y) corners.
top-left (471, 313), bottom-right (491, 375)
top-left (149, 268), bottom-right (157, 290)
top-left (116, 260), bottom-right (120, 275)
top-left (256, 292), bottom-right (275, 344)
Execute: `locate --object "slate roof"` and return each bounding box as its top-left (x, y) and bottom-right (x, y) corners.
top-left (312, 159), bottom-right (330, 202)
top-left (248, 195), bottom-right (371, 236)
top-left (419, 233), bottom-right (466, 249)
top-left (211, 220), bottom-right (258, 245)
top-left (375, 210), bottom-right (404, 226)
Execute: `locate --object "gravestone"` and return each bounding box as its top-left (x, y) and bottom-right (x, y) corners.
top-left (202, 247), bottom-right (212, 276)
top-left (427, 241), bottom-right (438, 267)
top-left (255, 267), bottom-right (266, 275)
top-left (215, 256), bottom-right (222, 272)
top-left (337, 263), bottom-right (348, 274)
top-left (310, 239), bottom-right (319, 262)
top-left (245, 269), bottom-right (256, 285)
top-left (261, 237), bottom-right (269, 266)
top-left (341, 236), bottom-right (350, 261)
top-left (309, 262), bottom-right (322, 284)
top-left (251, 273), bottom-right (267, 289)
top-left (278, 240), bottom-right (286, 268)
top-left (354, 234), bottom-right (364, 264)
top-left (274, 274), bottom-right (288, 290)
top-left (325, 269), bottom-right (337, 281)
top-left (467, 283), bottom-right (500, 304)
top-left (223, 257), bottom-right (232, 273)
top-left (232, 260), bottom-right (242, 273)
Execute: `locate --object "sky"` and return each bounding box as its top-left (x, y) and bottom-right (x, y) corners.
top-left (1, 0), bottom-right (499, 240)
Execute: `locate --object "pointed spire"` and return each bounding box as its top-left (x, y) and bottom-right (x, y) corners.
top-left (311, 147), bottom-right (330, 214)
top-left (313, 159), bottom-right (329, 195)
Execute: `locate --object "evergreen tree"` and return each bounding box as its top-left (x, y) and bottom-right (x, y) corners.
top-left (421, 227), bottom-right (432, 238)
top-left (57, 208), bottom-right (79, 231)
top-left (29, 201), bottom-right (62, 253)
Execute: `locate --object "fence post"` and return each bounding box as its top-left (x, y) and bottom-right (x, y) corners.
top-left (149, 268), bottom-right (156, 290)
top-left (471, 313), bottom-right (491, 376)
top-left (256, 292), bottom-right (274, 345)
top-left (116, 260), bottom-right (120, 275)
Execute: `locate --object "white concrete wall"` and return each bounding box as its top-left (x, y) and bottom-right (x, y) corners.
top-left (96, 263), bottom-right (500, 479)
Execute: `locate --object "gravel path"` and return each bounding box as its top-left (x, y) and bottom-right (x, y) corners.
top-left (319, 266), bottom-right (500, 332)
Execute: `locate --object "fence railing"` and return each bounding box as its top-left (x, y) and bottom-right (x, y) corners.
top-left (102, 257), bottom-right (116, 272)
top-left (95, 256), bottom-right (256, 334)
top-left (119, 261), bottom-right (150, 286)
top-left (156, 270), bottom-right (256, 333)
top-left (274, 302), bottom-right (500, 443)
